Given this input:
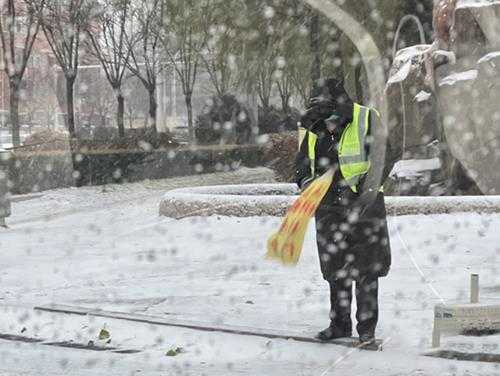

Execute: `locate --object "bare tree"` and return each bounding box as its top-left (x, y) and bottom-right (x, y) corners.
top-left (276, 72), bottom-right (293, 114)
top-left (0, 0), bottom-right (45, 147)
top-left (125, 0), bottom-right (165, 134)
top-left (39, 0), bottom-right (96, 139)
top-left (239, 9), bottom-right (277, 117)
top-left (280, 7), bottom-right (342, 109)
top-left (287, 43), bottom-right (312, 108)
top-left (86, 0), bottom-right (131, 137)
top-left (274, 2), bottom-right (312, 113)
top-left (24, 59), bottom-right (59, 130)
top-left (275, 4), bottom-right (312, 110)
top-left (80, 73), bottom-right (115, 130)
top-left (240, 1), bottom-right (299, 116)
top-left (309, 11), bottom-right (321, 90)
top-left (160, 0), bottom-right (212, 142)
top-left (199, 0), bottom-right (243, 99)
top-left (123, 75), bottom-right (148, 129)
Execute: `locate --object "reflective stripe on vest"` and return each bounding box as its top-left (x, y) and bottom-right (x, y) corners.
top-left (298, 126), bottom-right (307, 147)
top-left (307, 131), bottom-right (318, 178)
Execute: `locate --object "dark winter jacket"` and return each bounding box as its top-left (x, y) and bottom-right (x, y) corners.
top-left (295, 79), bottom-right (394, 281)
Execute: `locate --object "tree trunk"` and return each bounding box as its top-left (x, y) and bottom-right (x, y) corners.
top-left (116, 89), bottom-right (125, 138)
top-left (185, 92), bottom-right (194, 143)
top-left (9, 78), bottom-right (21, 147)
top-left (245, 92), bottom-right (258, 142)
top-left (278, 86), bottom-right (291, 115)
top-left (310, 12), bottom-right (321, 90)
top-left (148, 87), bottom-right (157, 134)
top-left (260, 92), bottom-right (271, 114)
top-left (66, 75), bottom-right (76, 138)
top-left (128, 110), bottom-right (133, 128)
top-left (284, 95), bottom-right (291, 115)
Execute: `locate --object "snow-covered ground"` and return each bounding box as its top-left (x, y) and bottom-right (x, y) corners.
top-left (1, 172), bottom-right (500, 375)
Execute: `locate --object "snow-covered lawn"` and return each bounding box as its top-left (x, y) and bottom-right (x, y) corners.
top-left (1, 176), bottom-right (499, 375)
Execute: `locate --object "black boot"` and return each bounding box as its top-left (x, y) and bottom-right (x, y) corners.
top-left (359, 332), bottom-right (376, 345)
top-left (318, 278), bottom-right (353, 341)
top-left (356, 277), bottom-right (379, 346)
top-left (316, 324), bottom-right (352, 341)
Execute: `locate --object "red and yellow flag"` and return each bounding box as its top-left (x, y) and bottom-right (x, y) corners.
top-left (266, 169), bottom-right (334, 265)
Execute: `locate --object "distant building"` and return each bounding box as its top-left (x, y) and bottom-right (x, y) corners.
top-left (0, 0), bottom-right (213, 140)
top-left (0, 1), bottom-right (59, 133)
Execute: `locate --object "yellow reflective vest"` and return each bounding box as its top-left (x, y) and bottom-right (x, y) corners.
top-left (299, 103), bottom-right (381, 193)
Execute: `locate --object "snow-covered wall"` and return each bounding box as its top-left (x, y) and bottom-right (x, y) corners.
top-left (159, 184), bottom-right (500, 219)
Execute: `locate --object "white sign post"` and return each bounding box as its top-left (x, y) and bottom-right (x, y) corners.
top-left (432, 274), bottom-right (500, 348)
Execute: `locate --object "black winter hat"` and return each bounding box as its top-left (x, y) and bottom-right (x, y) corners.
top-left (302, 78), bottom-right (354, 133)
top-left (309, 78), bottom-right (352, 107)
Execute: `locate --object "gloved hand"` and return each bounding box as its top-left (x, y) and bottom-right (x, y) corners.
top-left (354, 189), bottom-right (378, 217)
top-left (299, 177), bottom-right (315, 192)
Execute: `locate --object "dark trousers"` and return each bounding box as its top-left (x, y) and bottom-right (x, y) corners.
top-left (329, 276), bottom-right (379, 336)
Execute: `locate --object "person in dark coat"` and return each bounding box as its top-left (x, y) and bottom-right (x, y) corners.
top-left (295, 78), bottom-right (396, 344)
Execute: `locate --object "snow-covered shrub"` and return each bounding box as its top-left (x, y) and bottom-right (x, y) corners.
top-left (258, 106), bottom-right (300, 135)
top-left (262, 131), bottom-right (298, 182)
top-left (22, 129), bottom-right (70, 152)
top-left (195, 95), bottom-right (253, 145)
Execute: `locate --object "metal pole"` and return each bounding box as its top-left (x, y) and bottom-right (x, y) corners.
top-left (163, 70), bottom-right (167, 131)
top-left (172, 68), bottom-right (177, 121)
top-left (431, 326), bottom-right (440, 348)
top-left (432, 305), bottom-right (441, 348)
top-left (392, 14), bottom-right (427, 59)
top-left (54, 67), bottom-right (59, 129)
top-left (471, 274), bottom-right (479, 303)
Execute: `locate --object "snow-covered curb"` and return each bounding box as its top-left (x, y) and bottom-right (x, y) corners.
top-left (388, 196), bottom-right (500, 216)
top-left (10, 193), bottom-right (44, 203)
top-left (159, 184), bottom-right (500, 219)
top-left (159, 184), bottom-right (297, 218)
